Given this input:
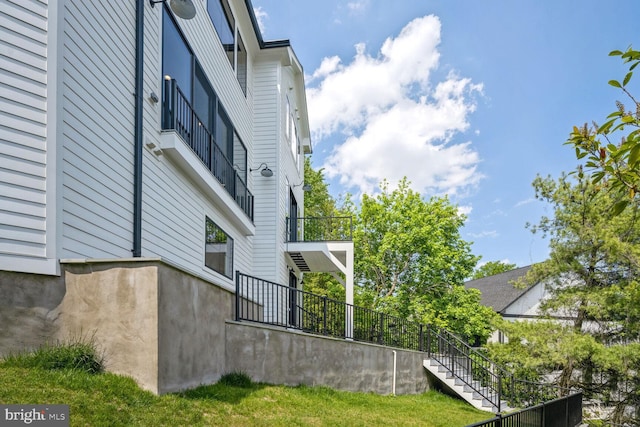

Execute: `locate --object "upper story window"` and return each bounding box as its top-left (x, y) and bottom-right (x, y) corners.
top-left (286, 97), bottom-right (300, 166)
top-left (207, 0), bottom-right (247, 95)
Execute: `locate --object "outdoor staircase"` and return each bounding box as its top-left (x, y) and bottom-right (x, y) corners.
top-left (423, 357), bottom-right (511, 413)
top-left (422, 328), bottom-right (561, 415)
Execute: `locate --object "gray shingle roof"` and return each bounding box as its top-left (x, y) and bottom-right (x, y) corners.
top-left (464, 265), bottom-right (533, 313)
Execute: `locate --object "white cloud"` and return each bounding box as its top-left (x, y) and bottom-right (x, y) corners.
top-left (253, 7), bottom-right (268, 34)
top-left (347, 1), bottom-right (369, 14)
top-left (457, 205), bottom-right (473, 216)
top-left (515, 198), bottom-right (535, 207)
top-left (468, 230), bottom-right (498, 239)
top-left (307, 15), bottom-right (483, 197)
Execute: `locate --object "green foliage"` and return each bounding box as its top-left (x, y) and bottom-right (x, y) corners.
top-left (351, 178), bottom-right (495, 343)
top-left (1, 338), bottom-right (105, 375)
top-left (411, 286), bottom-right (498, 345)
top-left (354, 178), bottom-right (478, 307)
top-left (471, 260), bottom-right (517, 280)
top-left (567, 46), bottom-right (640, 212)
top-left (487, 172), bottom-right (640, 425)
top-left (303, 160), bottom-right (494, 344)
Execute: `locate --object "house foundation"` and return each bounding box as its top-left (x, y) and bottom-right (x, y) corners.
top-left (0, 260), bottom-right (431, 395)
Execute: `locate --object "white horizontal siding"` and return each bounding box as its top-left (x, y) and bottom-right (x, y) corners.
top-left (138, 0), bottom-right (259, 284)
top-left (250, 60), bottom-right (281, 283)
top-left (61, 0), bottom-right (135, 259)
top-left (0, 0), bottom-right (49, 269)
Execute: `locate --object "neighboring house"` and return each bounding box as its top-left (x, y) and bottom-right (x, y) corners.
top-left (464, 266), bottom-right (549, 342)
top-left (0, 0), bottom-right (354, 393)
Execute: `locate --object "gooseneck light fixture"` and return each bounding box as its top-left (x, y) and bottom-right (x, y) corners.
top-left (149, 0), bottom-right (197, 20)
top-left (250, 163), bottom-right (274, 178)
top-left (293, 182), bottom-right (312, 192)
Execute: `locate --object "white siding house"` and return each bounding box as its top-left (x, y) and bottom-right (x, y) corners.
top-left (0, 0), bottom-right (354, 392)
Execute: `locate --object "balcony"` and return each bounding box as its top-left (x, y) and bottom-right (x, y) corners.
top-left (160, 79), bottom-right (254, 223)
top-left (285, 216), bottom-right (353, 281)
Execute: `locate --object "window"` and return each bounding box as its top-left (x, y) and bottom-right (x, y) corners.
top-left (207, 0), bottom-right (247, 95)
top-left (205, 218), bottom-right (233, 278)
top-left (286, 97), bottom-right (299, 165)
top-left (161, 9), bottom-right (248, 188)
top-left (162, 9), bottom-right (192, 102)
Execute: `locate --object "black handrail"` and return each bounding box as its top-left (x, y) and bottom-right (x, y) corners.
top-left (286, 216), bottom-right (353, 242)
top-left (162, 79), bottom-right (253, 220)
top-left (234, 271), bottom-right (567, 413)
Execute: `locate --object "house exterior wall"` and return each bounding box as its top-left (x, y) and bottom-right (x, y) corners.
top-left (251, 58), bottom-right (280, 282)
top-left (502, 281), bottom-right (547, 317)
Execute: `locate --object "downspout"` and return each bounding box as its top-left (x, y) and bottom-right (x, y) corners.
top-left (392, 350), bottom-right (397, 396)
top-left (133, 0), bottom-right (144, 257)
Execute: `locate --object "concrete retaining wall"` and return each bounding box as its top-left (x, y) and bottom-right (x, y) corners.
top-left (0, 261), bottom-right (431, 396)
top-left (225, 321), bottom-right (431, 395)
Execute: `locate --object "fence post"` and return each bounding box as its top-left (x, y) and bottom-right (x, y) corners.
top-left (235, 271), bottom-right (240, 321)
top-left (378, 312), bottom-right (384, 345)
top-left (419, 324), bottom-right (424, 352)
top-left (323, 296), bottom-right (328, 336)
top-left (497, 374), bottom-right (502, 413)
top-left (426, 325), bottom-right (432, 357)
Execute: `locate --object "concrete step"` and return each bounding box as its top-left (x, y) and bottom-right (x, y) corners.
top-left (423, 358), bottom-right (515, 414)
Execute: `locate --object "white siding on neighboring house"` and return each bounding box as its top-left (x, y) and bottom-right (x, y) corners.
top-left (0, 0), bottom-right (57, 274)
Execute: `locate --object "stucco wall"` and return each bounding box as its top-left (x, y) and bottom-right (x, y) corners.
top-left (1, 261), bottom-right (431, 396)
top-left (157, 264), bottom-right (235, 393)
top-left (225, 321), bottom-right (431, 395)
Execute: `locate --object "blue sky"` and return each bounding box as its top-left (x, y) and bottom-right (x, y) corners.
top-left (253, 0), bottom-right (639, 268)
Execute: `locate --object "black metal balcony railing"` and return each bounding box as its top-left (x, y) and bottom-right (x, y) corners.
top-left (286, 216), bottom-right (353, 242)
top-left (162, 79), bottom-right (253, 220)
top-left (235, 272), bottom-right (574, 415)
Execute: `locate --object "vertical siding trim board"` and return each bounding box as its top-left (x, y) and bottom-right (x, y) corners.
top-left (133, 0), bottom-right (144, 257)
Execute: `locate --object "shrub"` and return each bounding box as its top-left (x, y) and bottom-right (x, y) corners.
top-left (1, 338), bottom-right (105, 374)
top-left (217, 372), bottom-right (252, 388)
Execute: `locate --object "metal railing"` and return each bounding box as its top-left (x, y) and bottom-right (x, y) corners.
top-left (466, 392), bottom-right (583, 427)
top-left (235, 272), bottom-right (569, 414)
top-left (286, 216), bottom-right (353, 242)
top-left (162, 79), bottom-right (253, 220)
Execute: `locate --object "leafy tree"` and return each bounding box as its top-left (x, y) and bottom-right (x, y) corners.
top-left (353, 178), bottom-right (496, 343)
top-left (487, 173), bottom-right (640, 425)
top-left (567, 47), bottom-right (640, 214)
top-left (470, 260), bottom-right (517, 280)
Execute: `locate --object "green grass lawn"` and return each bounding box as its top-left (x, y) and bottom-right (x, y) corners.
top-left (0, 343), bottom-right (493, 426)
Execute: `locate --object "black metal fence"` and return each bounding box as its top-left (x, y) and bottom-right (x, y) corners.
top-left (286, 216), bottom-right (353, 242)
top-left (235, 272), bottom-right (424, 348)
top-left (235, 272), bottom-right (572, 416)
top-left (162, 78), bottom-right (253, 220)
top-left (466, 392), bottom-right (583, 427)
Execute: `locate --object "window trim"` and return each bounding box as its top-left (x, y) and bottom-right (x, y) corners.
top-left (205, 217), bottom-right (234, 279)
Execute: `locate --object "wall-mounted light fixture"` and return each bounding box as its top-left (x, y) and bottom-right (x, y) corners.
top-left (292, 182), bottom-right (312, 192)
top-left (149, 0), bottom-right (197, 20)
top-left (250, 163), bottom-right (273, 178)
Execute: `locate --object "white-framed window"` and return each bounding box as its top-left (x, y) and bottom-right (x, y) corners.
top-left (205, 217), bottom-right (234, 278)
